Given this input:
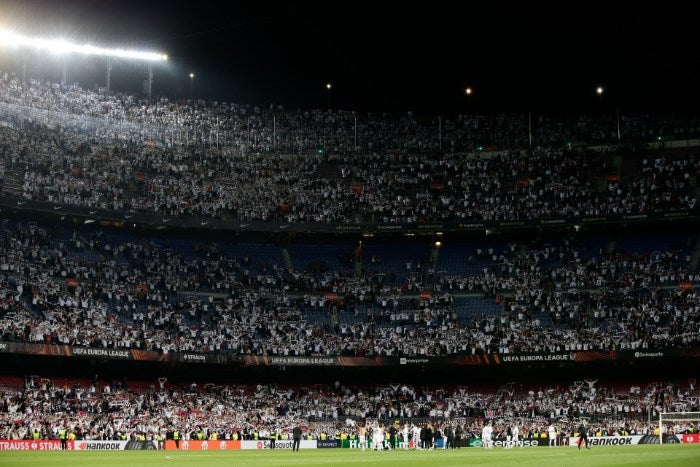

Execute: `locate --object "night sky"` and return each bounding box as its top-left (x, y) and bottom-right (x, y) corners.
top-left (0, 0), bottom-right (698, 116)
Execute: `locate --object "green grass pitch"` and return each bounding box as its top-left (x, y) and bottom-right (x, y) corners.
top-left (0, 445), bottom-right (699, 467)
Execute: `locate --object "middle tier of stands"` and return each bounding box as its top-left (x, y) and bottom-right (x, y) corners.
top-left (0, 219), bottom-right (697, 356)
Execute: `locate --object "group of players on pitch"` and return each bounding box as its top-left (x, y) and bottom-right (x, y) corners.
top-left (480, 419), bottom-right (591, 450)
top-left (354, 419), bottom-right (592, 450)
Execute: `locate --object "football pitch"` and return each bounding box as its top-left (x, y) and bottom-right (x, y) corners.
top-left (1, 445), bottom-right (699, 467)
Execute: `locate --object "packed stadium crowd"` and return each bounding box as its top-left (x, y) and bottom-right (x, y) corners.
top-left (0, 375), bottom-right (696, 446)
top-left (3, 74), bottom-right (699, 152)
top-left (440, 237), bottom-right (700, 352)
top-left (0, 74), bottom-right (698, 449)
top-left (0, 221), bottom-right (697, 356)
top-left (0, 74), bottom-right (698, 224)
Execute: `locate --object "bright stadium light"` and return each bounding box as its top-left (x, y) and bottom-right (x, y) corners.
top-left (0, 28), bottom-right (167, 62)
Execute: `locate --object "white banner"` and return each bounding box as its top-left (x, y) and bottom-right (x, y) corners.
top-left (240, 439), bottom-right (317, 450)
top-left (567, 435), bottom-right (641, 446)
top-left (74, 441), bottom-right (129, 451)
top-left (568, 434), bottom-right (682, 446)
top-left (74, 440), bottom-right (159, 450)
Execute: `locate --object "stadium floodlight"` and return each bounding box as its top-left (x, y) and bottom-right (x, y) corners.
top-left (0, 28), bottom-right (167, 62)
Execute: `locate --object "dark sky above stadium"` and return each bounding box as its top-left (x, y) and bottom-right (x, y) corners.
top-left (0, 0), bottom-right (698, 115)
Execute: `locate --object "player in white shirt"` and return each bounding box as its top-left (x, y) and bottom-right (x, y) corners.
top-left (548, 423), bottom-right (557, 447)
top-left (481, 422), bottom-right (493, 449)
top-left (372, 423), bottom-right (384, 450)
top-left (402, 424), bottom-right (409, 450)
top-left (412, 424), bottom-right (421, 449)
top-left (512, 424), bottom-right (520, 448)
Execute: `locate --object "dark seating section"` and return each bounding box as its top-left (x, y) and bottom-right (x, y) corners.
top-left (0, 220), bottom-right (697, 356)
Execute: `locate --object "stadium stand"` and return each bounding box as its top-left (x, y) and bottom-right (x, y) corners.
top-left (0, 74), bottom-right (697, 448)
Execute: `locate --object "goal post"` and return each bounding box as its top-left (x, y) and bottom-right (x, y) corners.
top-left (658, 412), bottom-right (700, 444)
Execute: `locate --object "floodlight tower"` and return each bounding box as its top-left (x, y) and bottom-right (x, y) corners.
top-left (144, 55), bottom-right (168, 101)
top-left (146, 63), bottom-right (154, 100)
top-left (106, 57), bottom-right (112, 94)
top-left (60, 6), bottom-right (66, 85)
top-left (22, 54), bottom-right (28, 83)
top-left (326, 82), bottom-right (332, 110)
top-left (61, 57), bottom-right (67, 85)
top-left (465, 86), bottom-right (473, 114)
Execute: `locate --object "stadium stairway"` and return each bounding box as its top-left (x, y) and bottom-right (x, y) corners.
top-left (424, 243), bottom-right (441, 291)
top-left (281, 246), bottom-right (293, 273)
top-left (691, 233), bottom-right (700, 272)
top-left (1, 168), bottom-right (24, 197)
